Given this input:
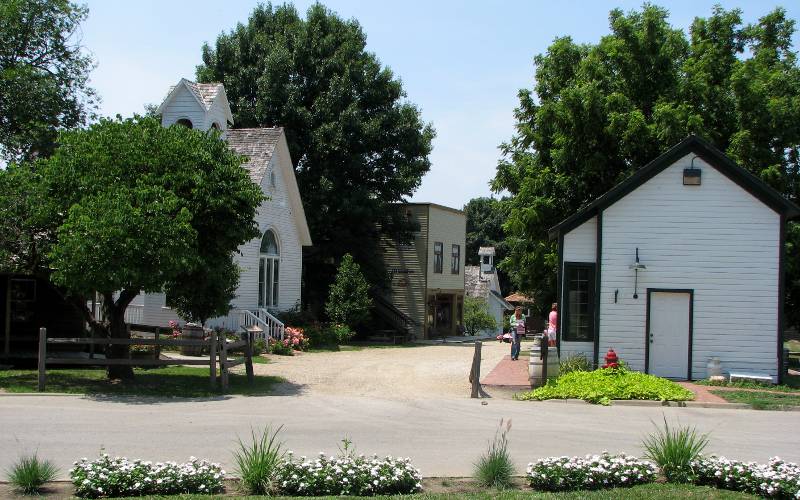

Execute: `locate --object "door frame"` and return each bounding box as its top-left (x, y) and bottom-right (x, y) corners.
top-left (645, 288), bottom-right (694, 380)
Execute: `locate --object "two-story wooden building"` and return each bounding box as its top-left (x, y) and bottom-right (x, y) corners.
top-left (379, 203), bottom-right (466, 340)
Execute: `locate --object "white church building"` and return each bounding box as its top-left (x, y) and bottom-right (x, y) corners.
top-left (122, 79), bottom-right (312, 336)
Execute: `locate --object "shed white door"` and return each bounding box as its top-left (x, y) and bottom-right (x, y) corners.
top-left (648, 291), bottom-right (691, 379)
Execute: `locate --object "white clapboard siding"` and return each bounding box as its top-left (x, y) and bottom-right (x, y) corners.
top-left (160, 85), bottom-right (206, 129)
top-left (598, 153), bottom-right (780, 379)
top-left (560, 216), bottom-right (596, 360)
top-left (426, 205), bottom-right (467, 291)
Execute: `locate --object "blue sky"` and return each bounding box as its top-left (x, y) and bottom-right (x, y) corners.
top-left (81, 1), bottom-right (799, 209)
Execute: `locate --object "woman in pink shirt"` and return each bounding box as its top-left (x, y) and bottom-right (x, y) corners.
top-left (547, 303), bottom-right (558, 347)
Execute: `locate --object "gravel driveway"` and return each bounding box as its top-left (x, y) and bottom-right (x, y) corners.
top-left (252, 341), bottom-right (511, 400)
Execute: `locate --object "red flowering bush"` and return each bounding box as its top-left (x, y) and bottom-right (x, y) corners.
top-left (168, 320), bottom-right (181, 338)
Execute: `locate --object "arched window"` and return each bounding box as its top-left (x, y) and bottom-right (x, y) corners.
top-left (211, 122), bottom-right (220, 130)
top-left (175, 118), bottom-right (193, 129)
top-left (258, 230), bottom-right (280, 308)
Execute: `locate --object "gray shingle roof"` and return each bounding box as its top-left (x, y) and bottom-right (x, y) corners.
top-left (186, 81), bottom-right (223, 108)
top-left (225, 128), bottom-right (283, 183)
top-left (464, 266), bottom-right (490, 299)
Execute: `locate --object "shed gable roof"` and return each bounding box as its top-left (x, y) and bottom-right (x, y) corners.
top-left (550, 135), bottom-right (800, 239)
top-left (158, 78), bottom-right (234, 125)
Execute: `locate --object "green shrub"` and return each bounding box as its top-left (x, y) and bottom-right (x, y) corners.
top-left (6, 453), bottom-right (59, 494)
top-left (305, 323), bottom-right (338, 348)
top-left (252, 339), bottom-right (267, 356)
top-left (275, 307), bottom-right (317, 327)
top-left (326, 323), bottom-right (354, 343)
top-left (474, 419), bottom-right (514, 489)
top-left (325, 254), bottom-right (372, 329)
top-left (234, 426), bottom-right (285, 495)
top-left (463, 297), bottom-right (497, 335)
top-left (642, 417), bottom-right (709, 483)
top-left (269, 338), bottom-right (294, 356)
top-left (516, 366), bottom-right (694, 405)
top-left (559, 354), bottom-right (591, 374)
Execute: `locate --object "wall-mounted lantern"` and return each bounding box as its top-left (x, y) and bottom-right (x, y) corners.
top-left (628, 247), bottom-right (646, 299)
top-left (683, 156), bottom-right (702, 186)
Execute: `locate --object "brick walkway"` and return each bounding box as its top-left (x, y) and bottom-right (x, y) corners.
top-left (481, 354), bottom-right (531, 390)
top-left (677, 382), bottom-right (728, 403)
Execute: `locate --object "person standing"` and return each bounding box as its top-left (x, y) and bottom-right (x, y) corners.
top-left (547, 303), bottom-right (558, 347)
top-left (510, 306), bottom-right (526, 360)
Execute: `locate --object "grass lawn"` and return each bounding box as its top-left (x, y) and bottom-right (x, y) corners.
top-left (0, 366), bottom-right (283, 397)
top-left (102, 484), bottom-right (756, 499)
top-left (710, 389), bottom-right (800, 410)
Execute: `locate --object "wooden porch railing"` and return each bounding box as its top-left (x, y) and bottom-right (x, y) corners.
top-left (37, 327), bottom-right (255, 393)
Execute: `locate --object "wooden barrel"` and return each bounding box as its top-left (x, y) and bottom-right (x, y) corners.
top-left (529, 342), bottom-right (559, 387)
top-left (180, 323), bottom-right (205, 356)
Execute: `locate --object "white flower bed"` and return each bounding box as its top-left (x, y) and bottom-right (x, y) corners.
top-left (526, 452), bottom-right (657, 491)
top-left (692, 456), bottom-right (800, 499)
top-left (70, 454), bottom-right (225, 498)
top-left (278, 451), bottom-right (422, 496)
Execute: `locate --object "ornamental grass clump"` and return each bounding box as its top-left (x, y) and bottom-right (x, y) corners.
top-left (234, 425), bottom-right (285, 495)
top-left (642, 417), bottom-right (709, 483)
top-left (692, 456), bottom-right (800, 498)
top-left (278, 449), bottom-right (422, 496)
top-left (516, 365), bottom-right (694, 405)
top-left (474, 419), bottom-right (515, 489)
top-left (526, 452), bottom-right (657, 491)
top-left (6, 453), bottom-right (59, 494)
top-left (70, 454), bottom-right (224, 498)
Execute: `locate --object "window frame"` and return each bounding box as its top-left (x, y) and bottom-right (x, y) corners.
top-left (433, 242), bottom-right (443, 274)
top-left (562, 262), bottom-right (596, 342)
top-left (259, 229), bottom-right (280, 308)
top-left (451, 244), bottom-right (460, 274)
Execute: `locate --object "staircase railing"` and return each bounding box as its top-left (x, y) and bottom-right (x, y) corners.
top-left (232, 308), bottom-right (285, 342)
top-left (371, 293), bottom-right (415, 337)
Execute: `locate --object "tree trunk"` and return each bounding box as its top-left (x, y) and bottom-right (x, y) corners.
top-left (102, 291), bottom-right (136, 380)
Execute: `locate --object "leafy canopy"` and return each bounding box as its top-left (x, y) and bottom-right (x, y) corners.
top-left (2, 116), bottom-right (264, 329)
top-left (0, 0), bottom-right (96, 161)
top-left (325, 253), bottom-right (372, 329)
top-left (463, 296), bottom-right (498, 336)
top-left (196, 2), bottom-right (435, 307)
top-left (493, 5), bottom-right (800, 320)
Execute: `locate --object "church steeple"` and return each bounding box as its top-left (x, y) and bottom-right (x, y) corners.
top-left (157, 78), bottom-right (233, 132)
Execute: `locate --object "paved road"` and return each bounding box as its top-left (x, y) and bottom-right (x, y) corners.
top-left (1, 394), bottom-right (797, 478)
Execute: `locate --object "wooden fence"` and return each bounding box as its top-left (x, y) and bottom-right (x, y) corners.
top-left (37, 327), bottom-right (254, 393)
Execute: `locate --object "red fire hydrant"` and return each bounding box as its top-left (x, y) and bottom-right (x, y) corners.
top-left (602, 348), bottom-right (619, 369)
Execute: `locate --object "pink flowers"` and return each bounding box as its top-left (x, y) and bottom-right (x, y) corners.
top-left (284, 327), bottom-right (309, 351)
top-left (168, 320), bottom-right (181, 338)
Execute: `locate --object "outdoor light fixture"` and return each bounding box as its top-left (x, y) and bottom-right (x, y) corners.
top-left (683, 156), bottom-right (702, 185)
top-left (629, 247), bottom-right (646, 299)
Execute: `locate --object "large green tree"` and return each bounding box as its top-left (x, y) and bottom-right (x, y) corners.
top-left (464, 196), bottom-right (512, 296)
top-left (493, 5), bottom-right (800, 326)
top-left (196, 3), bottom-right (434, 310)
top-left (0, 117), bottom-right (264, 378)
top-left (0, 0), bottom-right (96, 162)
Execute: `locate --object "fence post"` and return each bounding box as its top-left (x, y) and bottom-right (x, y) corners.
top-left (126, 324), bottom-right (132, 360)
top-left (220, 332), bottom-right (229, 392)
top-left (209, 330), bottom-right (217, 388)
top-left (245, 331), bottom-right (254, 384)
top-left (541, 333), bottom-right (548, 382)
top-left (37, 327), bottom-right (47, 392)
top-left (154, 327), bottom-right (161, 360)
top-left (470, 341), bottom-right (482, 398)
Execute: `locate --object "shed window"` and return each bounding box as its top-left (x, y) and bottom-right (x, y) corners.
top-left (433, 242), bottom-right (443, 274)
top-left (451, 245), bottom-right (460, 274)
top-left (175, 118), bottom-right (193, 129)
top-left (563, 262), bottom-right (595, 342)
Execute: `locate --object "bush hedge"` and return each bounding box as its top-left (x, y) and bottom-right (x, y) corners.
top-left (527, 453), bottom-right (657, 491)
top-left (516, 366), bottom-right (694, 405)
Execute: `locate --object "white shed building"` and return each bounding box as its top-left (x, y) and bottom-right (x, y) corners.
top-left (121, 79), bottom-right (312, 336)
top-left (464, 247), bottom-right (513, 337)
top-left (550, 136), bottom-right (799, 383)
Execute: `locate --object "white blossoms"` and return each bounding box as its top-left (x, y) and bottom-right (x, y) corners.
top-left (527, 452), bottom-right (657, 492)
top-left (70, 455), bottom-right (224, 498)
top-left (278, 451), bottom-right (422, 496)
top-left (693, 455), bottom-right (800, 498)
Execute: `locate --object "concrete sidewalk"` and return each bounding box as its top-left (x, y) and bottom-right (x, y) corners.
top-left (1, 393), bottom-right (798, 479)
